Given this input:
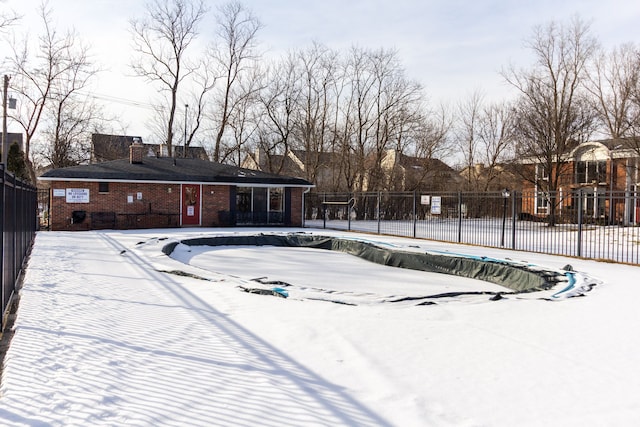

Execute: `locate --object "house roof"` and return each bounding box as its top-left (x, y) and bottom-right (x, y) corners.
top-left (393, 152), bottom-right (455, 172)
top-left (91, 133), bottom-right (209, 162)
top-left (39, 157), bottom-right (314, 187)
top-left (290, 150), bottom-right (343, 166)
top-left (596, 137), bottom-right (640, 151)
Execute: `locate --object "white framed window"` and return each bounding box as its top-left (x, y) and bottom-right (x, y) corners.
top-left (536, 192), bottom-right (549, 215)
top-left (269, 188), bottom-right (283, 212)
top-left (576, 160), bottom-right (607, 184)
top-left (536, 164), bottom-right (549, 181)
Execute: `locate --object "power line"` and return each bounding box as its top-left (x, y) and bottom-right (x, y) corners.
top-left (75, 91), bottom-right (160, 110)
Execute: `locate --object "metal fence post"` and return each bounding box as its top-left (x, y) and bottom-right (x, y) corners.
top-left (412, 191), bottom-right (417, 238)
top-left (457, 192), bottom-right (462, 243)
top-left (348, 193), bottom-right (352, 231)
top-left (511, 191), bottom-right (517, 250)
top-left (322, 193), bottom-right (326, 229)
top-left (577, 190), bottom-right (583, 257)
top-left (377, 192), bottom-right (381, 234)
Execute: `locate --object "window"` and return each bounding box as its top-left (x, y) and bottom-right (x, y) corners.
top-left (536, 192), bottom-right (549, 214)
top-left (536, 164), bottom-right (549, 181)
top-left (269, 188), bottom-right (283, 212)
top-left (236, 187), bottom-right (252, 213)
top-left (99, 182), bottom-right (109, 193)
top-left (576, 161), bottom-right (606, 184)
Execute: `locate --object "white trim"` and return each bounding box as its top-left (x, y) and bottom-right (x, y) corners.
top-left (39, 176), bottom-right (314, 189)
top-left (568, 141), bottom-right (610, 160)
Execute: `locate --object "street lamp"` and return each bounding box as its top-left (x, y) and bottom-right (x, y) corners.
top-left (501, 188), bottom-right (510, 247)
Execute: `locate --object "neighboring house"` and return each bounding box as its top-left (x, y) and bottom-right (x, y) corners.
top-left (243, 148), bottom-right (459, 192)
top-left (241, 148), bottom-right (303, 178)
top-left (40, 142), bottom-right (313, 231)
top-left (242, 148), bottom-right (346, 191)
top-left (91, 133), bottom-right (209, 163)
top-left (372, 150), bottom-right (462, 192)
top-left (520, 138), bottom-right (640, 224)
top-left (458, 163), bottom-right (519, 192)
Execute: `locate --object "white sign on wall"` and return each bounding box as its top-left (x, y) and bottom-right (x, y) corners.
top-left (430, 196), bottom-right (442, 215)
top-left (66, 188), bottom-right (90, 203)
top-left (53, 189), bottom-right (65, 197)
top-left (420, 195), bottom-right (430, 205)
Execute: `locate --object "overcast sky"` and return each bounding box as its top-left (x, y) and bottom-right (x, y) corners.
top-left (5, 0), bottom-right (640, 140)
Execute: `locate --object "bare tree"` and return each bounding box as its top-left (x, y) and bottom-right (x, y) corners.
top-left (41, 36), bottom-right (101, 168)
top-left (503, 16), bottom-right (598, 225)
top-left (589, 44), bottom-right (640, 188)
top-left (411, 104), bottom-right (452, 161)
top-left (223, 66), bottom-right (263, 165)
top-left (586, 43), bottom-right (640, 140)
top-left (455, 91), bottom-right (483, 190)
top-left (353, 47), bottom-right (386, 191)
top-left (476, 102), bottom-right (516, 191)
top-left (327, 55), bottom-right (355, 192)
top-left (130, 0), bottom-right (206, 157)
top-left (8, 3), bottom-right (96, 181)
top-left (399, 104), bottom-right (453, 192)
top-left (181, 57), bottom-right (220, 156)
top-left (292, 43), bottom-right (339, 187)
top-left (255, 56), bottom-right (300, 174)
top-left (456, 92), bottom-right (516, 191)
top-left (317, 46), bottom-right (427, 193)
top-left (0, 0), bottom-right (19, 31)
top-left (209, 1), bottom-right (262, 162)
top-left (38, 94), bottom-right (104, 168)
top-left (369, 49), bottom-right (423, 191)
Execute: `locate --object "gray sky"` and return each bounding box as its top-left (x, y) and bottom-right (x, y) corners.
top-left (6, 0), bottom-right (640, 140)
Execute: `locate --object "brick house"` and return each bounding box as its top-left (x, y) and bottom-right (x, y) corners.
top-left (39, 143), bottom-right (313, 231)
top-left (519, 138), bottom-right (640, 224)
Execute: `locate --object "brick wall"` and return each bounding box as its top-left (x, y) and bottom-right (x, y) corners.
top-left (290, 187), bottom-right (304, 226)
top-left (49, 181), bottom-right (182, 231)
top-left (202, 184), bottom-right (231, 226)
top-left (49, 181), bottom-right (305, 230)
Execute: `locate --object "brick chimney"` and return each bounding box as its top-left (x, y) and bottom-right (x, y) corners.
top-left (130, 141), bottom-right (144, 164)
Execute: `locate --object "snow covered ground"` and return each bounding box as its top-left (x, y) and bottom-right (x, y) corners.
top-left (1, 227), bottom-right (640, 426)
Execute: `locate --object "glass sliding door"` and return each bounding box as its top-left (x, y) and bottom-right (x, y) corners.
top-left (235, 187), bottom-right (285, 225)
top-left (268, 187), bottom-right (283, 223)
top-left (253, 187), bottom-right (268, 223)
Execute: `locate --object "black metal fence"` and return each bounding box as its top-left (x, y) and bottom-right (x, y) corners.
top-left (304, 190), bottom-right (640, 265)
top-left (1, 164), bottom-right (38, 329)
